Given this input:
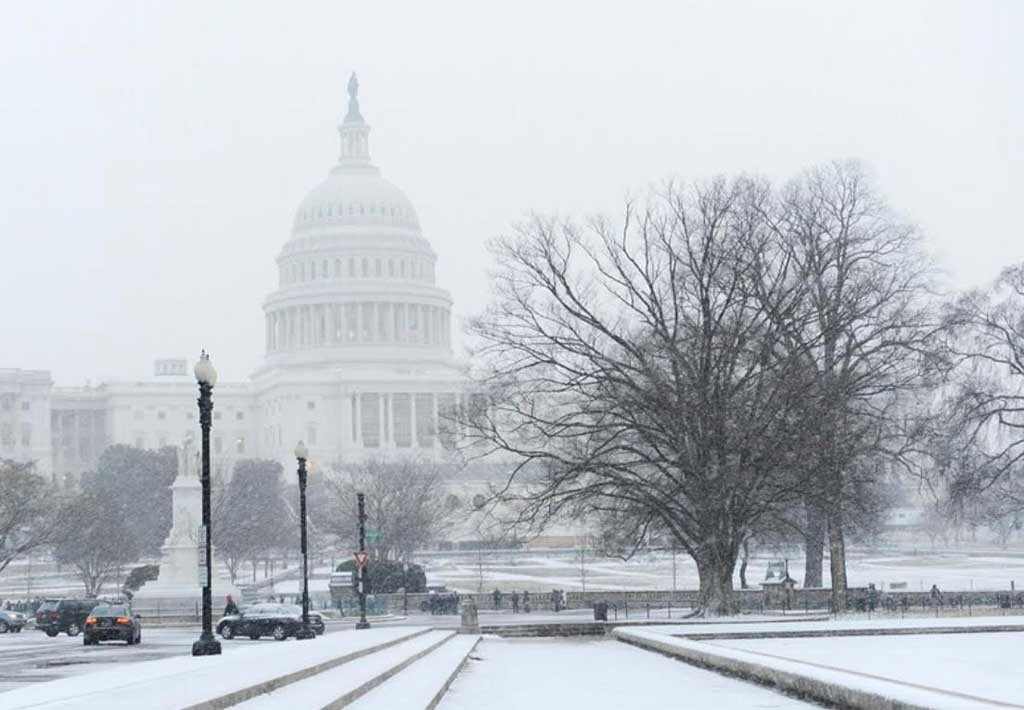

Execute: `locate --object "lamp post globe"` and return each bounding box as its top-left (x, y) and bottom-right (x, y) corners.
top-left (191, 350), bottom-right (222, 656)
top-left (294, 440), bottom-right (315, 640)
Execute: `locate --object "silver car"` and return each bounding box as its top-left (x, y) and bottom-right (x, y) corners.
top-left (0, 609), bottom-right (27, 633)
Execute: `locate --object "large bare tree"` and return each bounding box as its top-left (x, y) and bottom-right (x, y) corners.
top-left (461, 177), bottom-right (818, 614)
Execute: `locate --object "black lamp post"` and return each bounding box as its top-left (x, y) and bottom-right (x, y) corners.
top-left (294, 440), bottom-right (316, 640)
top-left (192, 351), bottom-right (221, 656)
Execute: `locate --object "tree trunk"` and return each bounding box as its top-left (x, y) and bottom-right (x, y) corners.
top-left (803, 500), bottom-right (826, 588)
top-left (828, 508), bottom-right (848, 612)
top-left (695, 544), bottom-right (738, 616)
top-left (739, 540), bottom-right (750, 590)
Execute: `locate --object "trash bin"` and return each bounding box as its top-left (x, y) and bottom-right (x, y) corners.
top-left (593, 601), bottom-right (608, 622)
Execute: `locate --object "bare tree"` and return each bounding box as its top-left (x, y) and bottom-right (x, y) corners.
top-left (460, 178), bottom-right (818, 614)
top-left (317, 458), bottom-right (453, 561)
top-left (764, 161), bottom-right (934, 608)
top-left (215, 459), bottom-right (292, 583)
top-left (54, 486), bottom-right (141, 596)
top-left (938, 263), bottom-right (1024, 509)
top-left (0, 460), bottom-right (67, 576)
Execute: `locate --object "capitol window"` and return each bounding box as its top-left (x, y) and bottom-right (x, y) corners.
top-left (236, 411), bottom-right (245, 421)
top-left (362, 258), bottom-right (368, 276)
top-left (388, 259), bottom-right (394, 276)
top-left (157, 411), bottom-right (166, 420)
top-left (21, 400), bottom-right (30, 411)
top-left (375, 258), bottom-right (382, 276)
top-left (348, 257), bottom-right (355, 276)
top-left (335, 259), bottom-right (341, 276)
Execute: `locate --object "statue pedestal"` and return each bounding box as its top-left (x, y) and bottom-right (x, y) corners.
top-left (134, 470), bottom-right (238, 612)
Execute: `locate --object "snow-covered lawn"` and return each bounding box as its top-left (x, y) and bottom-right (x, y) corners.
top-left (420, 547), bottom-right (1024, 593)
top-left (709, 632), bottom-right (1024, 706)
top-left (437, 637), bottom-right (816, 709)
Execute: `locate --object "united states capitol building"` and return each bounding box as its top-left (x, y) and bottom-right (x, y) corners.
top-left (0, 77), bottom-right (472, 488)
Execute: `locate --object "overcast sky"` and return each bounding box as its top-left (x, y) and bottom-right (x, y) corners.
top-left (1, 0), bottom-right (1020, 385)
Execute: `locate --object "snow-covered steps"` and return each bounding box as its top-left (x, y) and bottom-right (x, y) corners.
top-left (233, 630), bottom-right (460, 709)
top-left (346, 634), bottom-right (480, 710)
top-left (0, 626), bottom-right (433, 710)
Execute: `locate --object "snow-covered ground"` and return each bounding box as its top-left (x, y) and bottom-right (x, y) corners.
top-left (7, 547), bottom-right (1024, 599)
top-left (420, 546), bottom-right (1024, 593)
top-left (437, 637), bottom-right (816, 709)
top-left (708, 632), bottom-right (1024, 706)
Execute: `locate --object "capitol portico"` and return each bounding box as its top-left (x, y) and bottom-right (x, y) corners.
top-left (0, 75), bottom-right (469, 485)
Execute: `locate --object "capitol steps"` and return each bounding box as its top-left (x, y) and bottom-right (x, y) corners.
top-left (346, 633), bottom-right (480, 710)
top-left (232, 629), bottom-right (480, 709)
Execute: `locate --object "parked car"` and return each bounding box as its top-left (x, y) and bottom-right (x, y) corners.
top-left (83, 603), bottom-right (142, 646)
top-left (0, 609), bottom-right (27, 633)
top-left (216, 603), bottom-right (323, 641)
top-left (35, 599), bottom-right (100, 637)
top-left (280, 604), bottom-right (325, 635)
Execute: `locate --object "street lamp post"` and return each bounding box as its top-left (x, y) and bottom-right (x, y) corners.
top-left (294, 441), bottom-right (315, 640)
top-left (356, 492), bottom-right (370, 630)
top-left (192, 351), bottom-right (221, 656)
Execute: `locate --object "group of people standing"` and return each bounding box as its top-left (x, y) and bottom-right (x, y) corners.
top-left (491, 588), bottom-right (570, 613)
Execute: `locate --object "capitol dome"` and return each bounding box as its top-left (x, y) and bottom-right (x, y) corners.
top-left (292, 169), bottom-right (421, 235)
top-left (260, 73), bottom-right (455, 374)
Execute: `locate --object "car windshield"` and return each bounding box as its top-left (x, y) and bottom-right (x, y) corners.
top-left (37, 601), bottom-right (58, 612)
top-left (91, 605), bottom-right (128, 617)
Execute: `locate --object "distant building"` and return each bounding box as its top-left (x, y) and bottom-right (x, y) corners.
top-left (5, 77), bottom-right (469, 487)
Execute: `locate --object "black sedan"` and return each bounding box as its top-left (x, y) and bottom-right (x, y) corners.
top-left (83, 604), bottom-right (142, 646)
top-left (217, 603), bottom-right (324, 641)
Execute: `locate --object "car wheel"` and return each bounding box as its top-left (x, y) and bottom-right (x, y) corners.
top-left (220, 625), bottom-right (234, 640)
top-left (0, 621), bottom-right (9, 633)
top-left (125, 631), bottom-right (134, 646)
top-left (14, 627), bottom-right (22, 633)
top-left (45, 629), bottom-right (58, 638)
top-left (66, 623), bottom-right (81, 637)
top-left (135, 630), bottom-right (141, 645)
top-left (272, 624), bottom-right (287, 641)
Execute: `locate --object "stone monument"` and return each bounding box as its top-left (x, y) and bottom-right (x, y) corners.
top-left (134, 434), bottom-right (238, 610)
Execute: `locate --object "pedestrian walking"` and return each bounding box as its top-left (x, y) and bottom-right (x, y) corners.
top-left (492, 588), bottom-right (503, 609)
top-left (223, 594), bottom-right (239, 616)
top-left (523, 590), bottom-right (531, 613)
top-left (511, 590), bottom-right (520, 613)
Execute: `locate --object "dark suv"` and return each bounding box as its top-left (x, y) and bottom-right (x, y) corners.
top-left (35, 599), bottom-right (100, 637)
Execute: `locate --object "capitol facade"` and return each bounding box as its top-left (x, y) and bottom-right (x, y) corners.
top-left (0, 77), bottom-right (469, 486)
